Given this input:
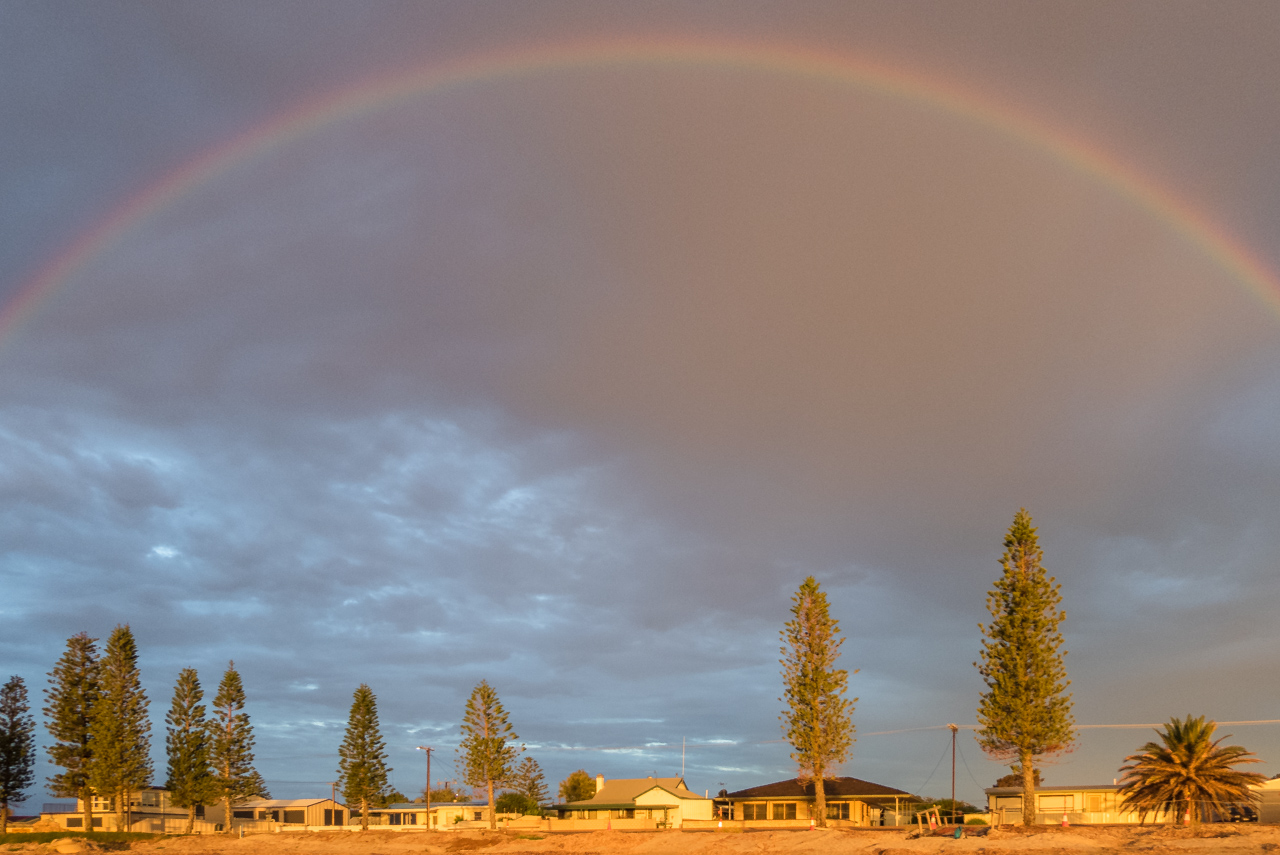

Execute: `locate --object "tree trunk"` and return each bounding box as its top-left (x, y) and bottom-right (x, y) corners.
top-left (2, 800), bottom-right (10, 834)
top-left (360, 797), bottom-right (368, 831)
top-left (223, 794), bottom-right (232, 835)
top-left (1020, 753), bottom-right (1035, 827)
top-left (82, 784), bottom-right (94, 834)
top-left (814, 775), bottom-right (827, 828)
top-left (488, 779), bottom-right (496, 830)
top-left (185, 803), bottom-right (196, 835)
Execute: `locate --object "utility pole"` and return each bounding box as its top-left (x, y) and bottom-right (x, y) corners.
top-left (417, 747), bottom-right (433, 830)
top-left (947, 724), bottom-right (958, 823)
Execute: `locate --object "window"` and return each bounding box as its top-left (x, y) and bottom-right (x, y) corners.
top-left (772, 803), bottom-right (797, 821)
top-left (826, 802), bottom-right (850, 820)
top-left (742, 803), bottom-right (766, 820)
top-left (283, 810), bottom-right (305, 824)
top-left (1038, 794), bottom-right (1074, 812)
top-left (473, 811), bottom-right (483, 821)
top-left (233, 810), bottom-right (255, 819)
top-left (66, 819), bottom-right (83, 829)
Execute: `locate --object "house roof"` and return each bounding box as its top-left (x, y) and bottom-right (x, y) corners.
top-left (370, 802), bottom-right (483, 811)
top-left (725, 777), bottom-right (914, 800)
top-left (237, 798), bottom-right (337, 808)
top-left (984, 785), bottom-right (1120, 795)
top-left (561, 777), bottom-right (707, 807)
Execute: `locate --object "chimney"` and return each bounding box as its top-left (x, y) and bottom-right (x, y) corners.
top-left (596, 774), bottom-right (605, 794)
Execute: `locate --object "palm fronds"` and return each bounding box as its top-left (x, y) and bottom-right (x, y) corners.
top-left (1117, 715), bottom-right (1265, 824)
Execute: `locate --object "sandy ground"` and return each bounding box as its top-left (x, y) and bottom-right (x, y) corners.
top-left (12, 826), bottom-right (1280, 855)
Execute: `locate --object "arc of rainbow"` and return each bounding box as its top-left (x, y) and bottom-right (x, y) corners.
top-left (8, 36), bottom-right (1280, 345)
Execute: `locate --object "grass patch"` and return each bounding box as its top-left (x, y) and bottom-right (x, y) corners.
top-left (0, 832), bottom-right (161, 847)
top-left (513, 834), bottom-right (544, 840)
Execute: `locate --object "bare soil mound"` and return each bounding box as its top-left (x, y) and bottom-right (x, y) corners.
top-left (108, 826), bottom-right (1280, 855)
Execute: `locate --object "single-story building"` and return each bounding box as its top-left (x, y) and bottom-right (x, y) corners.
top-left (553, 776), bottom-right (713, 829)
top-left (1253, 777), bottom-right (1280, 823)
top-left (363, 801), bottom-right (497, 829)
top-left (984, 785), bottom-right (1176, 824)
top-left (204, 797), bottom-right (348, 831)
top-left (723, 777), bottom-right (919, 826)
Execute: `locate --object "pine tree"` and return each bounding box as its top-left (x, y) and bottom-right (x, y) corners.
top-left (208, 662), bottom-right (264, 833)
top-left (513, 756), bottom-right (548, 808)
top-left (337, 684), bottom-right (390, 831)
top-left (44, 633), bottom-right (100, 833)
top-left (976, 509), bottom-right (1075, 826)
top-left (0, 676), bottom-right (36, 834)
top-left (165, 669), bottom-right (217, 834)
top-left (779, 576), bottom-right (855, 827)
top-left (89, 625), bottom-right (152, 831)
top-left (458, 681), bottom-right (521, 830)
top-left (244, 769), bottom-right (270, 800)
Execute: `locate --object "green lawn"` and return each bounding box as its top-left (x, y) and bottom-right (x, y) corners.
top-left (0, 831), bottom-right (161, 847)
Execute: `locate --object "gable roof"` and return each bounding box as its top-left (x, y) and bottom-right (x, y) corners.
top-left (985, 785), bottom-right (1119, 795)
top-left (726, 777), bottom-right (913, 800)
top-left (237, 798), bottom-right (337, 808)
top-left (564, 777), bottom-right (707, 806)
top-left (370, 801), bottom-right (484, 811)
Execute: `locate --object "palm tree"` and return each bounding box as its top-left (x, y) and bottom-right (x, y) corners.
top-left (1117, 715), bottom-right (1265, 825)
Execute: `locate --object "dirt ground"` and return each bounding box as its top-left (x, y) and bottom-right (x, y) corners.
top-left (11, 825), bottom-right (1280, 855)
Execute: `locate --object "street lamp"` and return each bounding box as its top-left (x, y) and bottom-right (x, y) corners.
top-left (416, 747), bottom-right (433, 830)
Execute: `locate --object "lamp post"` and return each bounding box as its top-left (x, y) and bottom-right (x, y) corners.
top-left (416, 747), bottom-right (433, 830)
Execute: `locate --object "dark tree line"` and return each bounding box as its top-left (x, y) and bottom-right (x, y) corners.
top-left (36, 627), bottom-right (266, 833)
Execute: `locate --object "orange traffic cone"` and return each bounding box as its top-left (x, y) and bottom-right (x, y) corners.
top-left (1061, 814), bottom-right (1068, 828)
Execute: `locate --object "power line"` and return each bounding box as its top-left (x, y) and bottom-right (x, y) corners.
top-left (516, 720), bottom-right (1280, 754)
top-left (955, 740), bottom-right (985, 793)
top-left (912, 734), bottom-right (951, 797)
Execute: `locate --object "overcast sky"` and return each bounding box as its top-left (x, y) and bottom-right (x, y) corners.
top-left (4, 1), bottom-right (1280, 810)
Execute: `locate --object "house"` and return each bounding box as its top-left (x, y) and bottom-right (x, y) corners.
top-left (723, 777), bottom-right (918, 826)
top-left (209, 797), bottom-right (349, 830)
top-left (553, 775), bottom-right (713, 828)
top-left (40, 787), bottom-right (216, 833)
top-left (363, 801), bottom-right (498, 829)
top-left (1253, 778), bottom-right (1280, 823)
top-left (984, 784), bottom-right (1170, 824)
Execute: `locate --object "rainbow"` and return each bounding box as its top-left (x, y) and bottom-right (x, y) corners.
top-left (9, 36), bottom-right (1280, 342)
